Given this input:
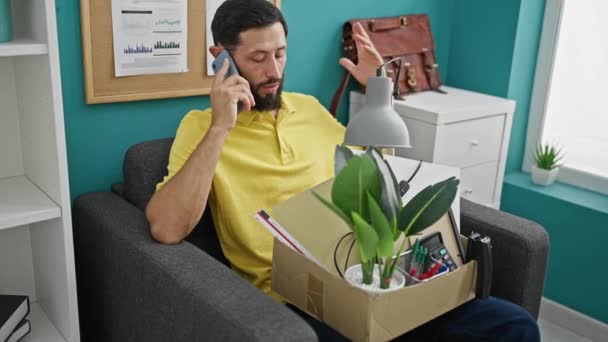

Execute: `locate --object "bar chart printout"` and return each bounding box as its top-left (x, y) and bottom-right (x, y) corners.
top-left (111, 0), bottom-right (188, 77)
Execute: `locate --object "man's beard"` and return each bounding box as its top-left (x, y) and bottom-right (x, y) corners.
top-left (251, 76), bottom-right (284, 111)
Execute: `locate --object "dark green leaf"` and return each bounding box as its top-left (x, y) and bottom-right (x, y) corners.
top-left (392, 221), bottom-right (402, 241)
top-left (365, 147), bottom-right (402, 223)
top-left (332, 155), bottom-right (382, 223)
top-left (367, 193), bottom-right (394, 257)
top-left (534, 143), bottom-right (565, 170)
top-left (386, 162), bottom-right (403, 208)
top-left (312, 191), bottom-right (353, 227)
top-left (334, 144), bottom-right (354, 176)
top-left (399, 177), bottom-right (460, 236)
top-left (351, 212), bottom-right (379, 263)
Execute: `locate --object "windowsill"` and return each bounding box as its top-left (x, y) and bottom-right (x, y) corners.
top-left (503, 172), bottom-right (608, 215)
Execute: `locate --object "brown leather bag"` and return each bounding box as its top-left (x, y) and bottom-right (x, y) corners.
top-left (330, 14), bottom-right (444, 116)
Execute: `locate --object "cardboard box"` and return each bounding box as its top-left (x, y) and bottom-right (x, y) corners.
top-left (273, 241), bottom-right (476, 341)
top-left (271, 179), bottom-right (477, 342)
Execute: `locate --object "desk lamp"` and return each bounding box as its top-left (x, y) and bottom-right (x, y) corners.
top-left (344, 59), bottom-right (411, 149)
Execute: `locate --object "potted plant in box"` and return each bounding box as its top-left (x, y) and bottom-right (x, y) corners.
top-left (531, 143), bottom-right (564, 186)
top-left (313, 145), bottom-right (459, 291)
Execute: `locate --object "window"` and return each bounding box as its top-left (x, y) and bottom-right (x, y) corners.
top-left (525, 0), bottom-right (608, 195)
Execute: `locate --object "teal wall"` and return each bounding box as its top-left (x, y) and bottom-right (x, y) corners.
top-left (505, 0), bottom-right (547, 173)
top-left (502, 174), bottom-right (608, 323)
top-left (56, 0), bottom-right (454, 199)
top-left (446, 0), bottom-right (521, 97)
top-left (446, 0), bottom-right (608, 324)
top-left (57, 2), bottom-right (204, 198)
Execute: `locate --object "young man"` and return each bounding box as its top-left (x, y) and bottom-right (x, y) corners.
top-left (146, 1), bottom-right (540, 340)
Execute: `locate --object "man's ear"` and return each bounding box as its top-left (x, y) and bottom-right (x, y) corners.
top-left (209, 45), bottom-right (223, 58)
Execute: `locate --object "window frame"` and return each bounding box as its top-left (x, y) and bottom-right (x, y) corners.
top-left (523, 0), bottom-right (608, 195)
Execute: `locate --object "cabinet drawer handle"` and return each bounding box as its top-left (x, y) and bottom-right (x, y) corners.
top-left (464, 188), bottom-right (473, 194)
top-left (470, 139), bottom-right (479, 147)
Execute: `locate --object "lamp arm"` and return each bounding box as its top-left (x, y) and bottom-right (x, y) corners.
top-left (376, 58), bottom-right (403, 99)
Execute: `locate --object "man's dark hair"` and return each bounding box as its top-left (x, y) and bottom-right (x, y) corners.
top-left (211, 0), bottom-right (288, 49)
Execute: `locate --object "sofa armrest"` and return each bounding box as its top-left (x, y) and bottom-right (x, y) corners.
top-left (111, 182), bottom-right (125, 197)
top-left (460, 199), bottom-right (549, 319)
top-left (73, 192), bottom-right (317, 342)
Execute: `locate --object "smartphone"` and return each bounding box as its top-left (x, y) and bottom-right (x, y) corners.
top-left (211, 49), bottom-right (243, 112)
top-left (212, 49), bottom-right (240, 79)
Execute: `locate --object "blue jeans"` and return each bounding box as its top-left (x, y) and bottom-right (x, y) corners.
top-left (288, 297), bottom-right (540, 341)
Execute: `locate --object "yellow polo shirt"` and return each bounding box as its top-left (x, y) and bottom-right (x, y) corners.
top-left (156, 92), bottom-right (345, 300)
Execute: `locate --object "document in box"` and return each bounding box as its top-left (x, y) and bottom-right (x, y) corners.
top-left (255, 209), bottom-right (323, 268)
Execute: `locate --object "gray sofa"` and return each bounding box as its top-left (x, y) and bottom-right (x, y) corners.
top-left (72, 138), bottom-right (550, 341)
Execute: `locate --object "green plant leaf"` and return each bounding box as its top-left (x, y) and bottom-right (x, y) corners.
top-left (534, 143), bottom-right (565, 170)
top-left (332, 155), bottom-right (382, 223)
top-left (361, 259), bottom-right (375, 285)
top-left (367, 193), bottom-right (394, 257)
top-left (351, 212), bottom-right (379, 263)
top-left (366, 147), bottom-right (402, 224)
top-left (399, 177), bottom-right (460, 236)
top-left (334, 144), bottom-right (355, 176)
top-left (312, 191), bottom-right (352, 226)
top-left (392, 224), bottom-right (402, 242)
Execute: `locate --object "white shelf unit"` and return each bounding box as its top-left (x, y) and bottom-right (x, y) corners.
top-left (0, 39), bottom-right (48, 57)
top-left (23, 303), bottom-right (67, 342)
top-left (0, 176), bottom-right (61, 230)
top-left (0, 0), bottom-right (80, 341)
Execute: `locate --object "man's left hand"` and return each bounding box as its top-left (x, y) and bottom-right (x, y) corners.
top-left (339, 22), bottom-right (383, 86)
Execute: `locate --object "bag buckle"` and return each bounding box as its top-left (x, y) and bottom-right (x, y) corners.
top-left (425, 63), bottom-right (439, 73)
top-left (404, 63), bottom-right (417, 88)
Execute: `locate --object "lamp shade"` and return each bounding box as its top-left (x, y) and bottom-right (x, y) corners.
top-left (344, 76), bottom-right (411, 148)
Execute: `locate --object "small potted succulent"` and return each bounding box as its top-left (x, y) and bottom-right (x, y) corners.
top-left (531, 143), bottom-right (564, 186)
top-left (314, 145), bottom-right (459, 292)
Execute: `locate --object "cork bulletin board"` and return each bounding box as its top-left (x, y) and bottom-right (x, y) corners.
top-left (80, 0), bottom-right (282, 104)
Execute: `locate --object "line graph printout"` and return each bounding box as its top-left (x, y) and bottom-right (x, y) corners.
top-left (112, 0), bottom-right (188, 77)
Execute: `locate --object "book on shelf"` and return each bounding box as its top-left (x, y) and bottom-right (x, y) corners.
top-left (0, 295), bottom-right (30, 342)
top-left (6, 319), bottom-right (30, 342)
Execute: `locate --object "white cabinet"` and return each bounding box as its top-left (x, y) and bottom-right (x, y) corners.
top-left (0, 0), bottom-right (80, 341)
top-left (349, 86), bottom-right (515, 209)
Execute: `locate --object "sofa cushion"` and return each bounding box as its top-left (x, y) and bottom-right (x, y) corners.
top-left (123, 138), bottom-right (174, 211)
